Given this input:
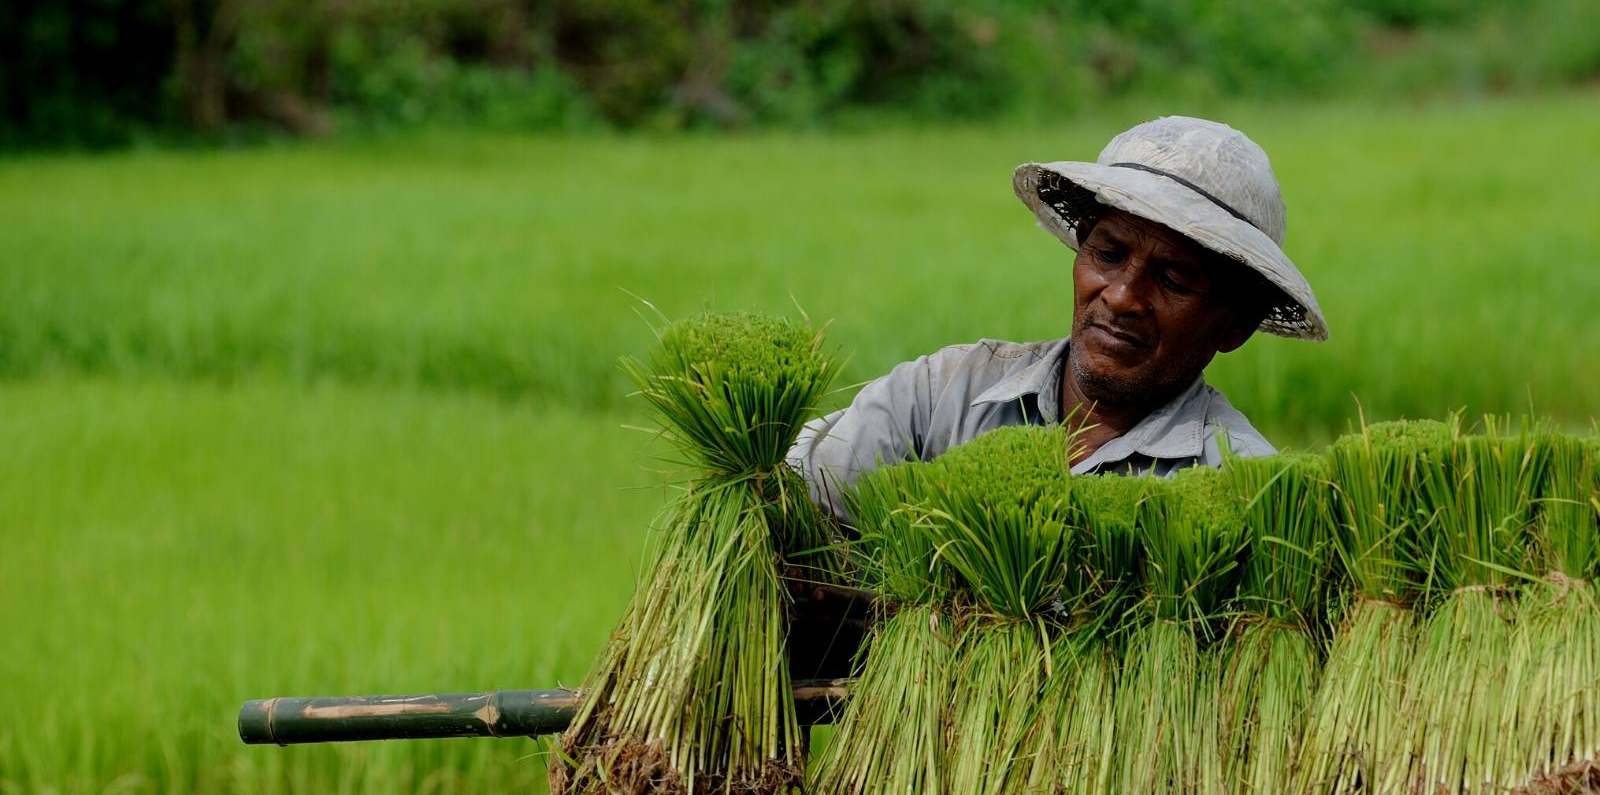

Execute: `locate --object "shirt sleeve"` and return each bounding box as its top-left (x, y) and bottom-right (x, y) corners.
top-left (1200, 396), bottom-right (1277, 465)
top-left (786, 351), bottom-right (944, 526)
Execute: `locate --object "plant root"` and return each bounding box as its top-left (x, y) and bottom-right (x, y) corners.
top-left (1509, 756), bottom-right (1600, 795)
top-left (550, 732), bottom-right (803, 795)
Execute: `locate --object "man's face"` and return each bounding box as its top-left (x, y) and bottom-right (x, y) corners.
top-left (1067, 208), bottom-right (1255, 408)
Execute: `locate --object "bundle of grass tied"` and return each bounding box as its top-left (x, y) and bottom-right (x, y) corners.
top-left (1116, 465), bottom-right (1248, 795)
top-left (1511, 433), bottom-right (1600, 786)
top-left (1048, 471), bottom-right (1148, 795)
top-left (809, 459), bottom-right (956, 795)
top-left (915, 425), bottom-right (1095, 795)
top-left (814, 424), bottom-right (1100, 795)
top-left (551, 311), bottom-right (842, 795)
top-left (1217, 453), bottom-right (1336, 795)
top-left (1295, 419), bottom-right (1455, 795)
top-left (1401, 417), bottom-right (1549, 793)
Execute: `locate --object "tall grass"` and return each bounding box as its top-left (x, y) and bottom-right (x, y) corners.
top-left (6, 93), bottom-right (1600, 793)
top-left (810, 460), bottom-right (955, 794)
top-left (816, 425), bottom-right (1139, 795)
top-left (3, 95), bottom-right (1600, 443)
top-left (0, 378), bottom-right (663, 793)
top-left (909, 426), bottom-right (1086, 795)
top-left (1055, 473), bottom-right (1147, 795)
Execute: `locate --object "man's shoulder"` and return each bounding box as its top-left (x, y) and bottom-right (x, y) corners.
top-left (920, 337), bottom-right (1064, 369)
top-left (1196, 383), bottom-right (1276, 459)
top-left (894, 337), bottom-right (1066, 399)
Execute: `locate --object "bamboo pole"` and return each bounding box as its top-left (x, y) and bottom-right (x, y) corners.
top-left (238, 680), bottom-right (849, 745)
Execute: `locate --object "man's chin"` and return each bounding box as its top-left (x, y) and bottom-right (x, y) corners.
top-left (1074, 370), bottom-right (1145, 405)
top-left (1069, 353), bottom-right (1139, 402)
top-left (1068, 354), bottom-right (1180, 409)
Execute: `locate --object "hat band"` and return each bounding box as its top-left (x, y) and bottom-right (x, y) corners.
top-left (1109, 162), bottom-right (1255, 230)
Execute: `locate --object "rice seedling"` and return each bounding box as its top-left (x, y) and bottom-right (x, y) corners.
top-left (1044, 639), bottom-right (1121, 795)
top-left (1116, 465), bottom-right (1249, 795)
top-left (910, 426), bottom-right (1087, 795)
top-left (1217, 453), bottom-right (1336, 795)
top-left (809, 460), bottom-right (956, 795)
top-left (913, 426), bottom-right (1083, 619)
top-left (809, 601), bottom-right (957, 794)
top-left (1511, 434), bottom-right (1600, 786)
top-left (943, 620), bottom-right (1058, 795)
top-left (551, 311), bottom-right (841, 795)
top-left (816, 424), bottom-right (1120, 795)
top-left (1295, 419), bottom-right (1454, 795)
top-left (1401, 418), bottom-right (1549, 794)
top-left (1050, 472), bottom-right (1148, 795)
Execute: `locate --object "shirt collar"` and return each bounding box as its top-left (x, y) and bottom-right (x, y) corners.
top-left (970, 338), bottom-right (1071, 424)
top-left (1074, 376), bottom-right (1213, 473)
top-left (969, 337), bottom-right (1214, 467)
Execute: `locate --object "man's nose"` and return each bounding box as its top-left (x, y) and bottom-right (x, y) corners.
top-left (1099, 263), bottom-right (1153, 316)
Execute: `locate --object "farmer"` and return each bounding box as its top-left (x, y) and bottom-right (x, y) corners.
top-left (787, 115), bottom-right (1328, 527)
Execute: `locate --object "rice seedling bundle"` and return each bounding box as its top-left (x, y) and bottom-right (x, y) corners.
top-left (1049, 472), bottom-right (1148, 795)
top-left (822, 464), bottom-right (1140, 795)
top-left (1511, 434), bottom-right (1600, 787)
top-left (810, 461), bottom-right (956, 795)
top-left (1401, 418), bottom-right (1549, 794)
top-left (814, 424), bottom-right (1099, 795)
top-left (808, 599), bottom-right (955, 794)
top-left (911, 425), bottom-right (1091, 795)
top-left (551, 311), bottom-right (841, 795)
top-left (1116, 465), bottom-right (1248, 795)
top-left (1217, 453), bottom-right (1336, 795)
top-left (1296, 419), bottom-right (1454, 795)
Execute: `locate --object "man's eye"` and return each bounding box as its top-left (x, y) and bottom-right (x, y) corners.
top-left (1160, 269), bottom-right (1201, 294)
top-left (1093, 245), bottom-right (1126, 264)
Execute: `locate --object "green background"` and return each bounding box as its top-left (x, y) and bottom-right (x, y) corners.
top-left (3, 94), bottom-right (1598, 791)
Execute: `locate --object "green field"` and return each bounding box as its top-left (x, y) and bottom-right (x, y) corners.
top-left (3, 94), bottom-right (1599, 793)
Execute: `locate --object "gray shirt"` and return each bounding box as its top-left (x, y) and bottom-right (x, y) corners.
top-left (786, 337), bottom-right (1274, 524)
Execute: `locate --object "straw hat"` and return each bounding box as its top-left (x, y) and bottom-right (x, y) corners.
top-left (1013, 116), bottom-right (1328, 342)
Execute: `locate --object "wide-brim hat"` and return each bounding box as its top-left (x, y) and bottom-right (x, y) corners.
top-left (1013, 116), bottom-right (1328, 342)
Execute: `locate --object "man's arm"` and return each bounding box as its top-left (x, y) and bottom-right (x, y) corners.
top-left (786, 352), bottom-right (945, 528)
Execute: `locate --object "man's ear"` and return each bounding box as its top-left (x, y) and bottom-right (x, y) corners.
top-left (1216, 272), bottom-right (1274, 354)
top-left (1216, 323), bottom-right (1255, 354)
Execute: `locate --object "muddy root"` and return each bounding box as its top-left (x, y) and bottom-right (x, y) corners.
top-left (549, 732), bottom-right (804, 795)
top-left (1509, 757), bottom-right (1600, 795)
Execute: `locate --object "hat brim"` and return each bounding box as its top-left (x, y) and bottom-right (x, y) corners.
top-left (1013, 160), bottom-right (1328, 342)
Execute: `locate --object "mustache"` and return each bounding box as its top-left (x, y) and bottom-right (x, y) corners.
top-left (1078, 312), bottom-right (1153, 348)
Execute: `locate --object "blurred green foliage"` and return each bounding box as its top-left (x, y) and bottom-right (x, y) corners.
top-left (6, 0), bottom-right (1600, 148)
top-left (2, 94), bottom-right (1598, 794)
top-left (4, 96), bottom-right (1598, 444)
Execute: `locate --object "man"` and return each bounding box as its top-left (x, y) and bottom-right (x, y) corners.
top-left (787, 115), bottom-right (1328, 527)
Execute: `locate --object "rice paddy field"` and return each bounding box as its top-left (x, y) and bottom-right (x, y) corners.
top-left (2, 93), bottom-right (1599, 793)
